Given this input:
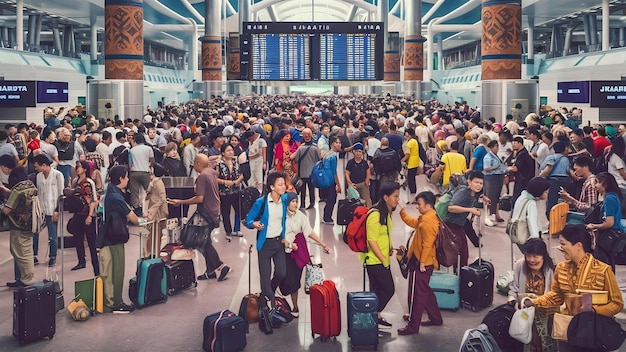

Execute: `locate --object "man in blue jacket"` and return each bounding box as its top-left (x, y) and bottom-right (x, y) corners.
top-left (246, 171), bottom-right (288, 310)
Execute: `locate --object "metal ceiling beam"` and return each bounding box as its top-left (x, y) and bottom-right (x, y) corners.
top-left (346, 5), bottom-right (358, 22)
top-left (267, 5), bottom-right (278, 22)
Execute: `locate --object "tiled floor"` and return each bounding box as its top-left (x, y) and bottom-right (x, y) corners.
top-left (0, 175), bottom-right (625, 351)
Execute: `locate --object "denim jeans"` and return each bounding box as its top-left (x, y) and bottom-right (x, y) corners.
top-left (57, 164), bottom-right (71, 187)
top-left (33, 215), bottom-right (58, 260)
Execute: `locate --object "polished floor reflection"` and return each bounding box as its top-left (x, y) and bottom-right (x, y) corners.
top-left (0, 175), bottom-right (625, 351)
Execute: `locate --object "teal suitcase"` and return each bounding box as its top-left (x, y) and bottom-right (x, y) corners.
top-left (429, 271), bottom-right (460, 311)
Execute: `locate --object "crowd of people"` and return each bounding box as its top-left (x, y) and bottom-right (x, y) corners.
top-left (0, 96), bottom-right (624, 348)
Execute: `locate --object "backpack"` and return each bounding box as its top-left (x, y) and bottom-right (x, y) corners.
top-left (459, 323), bottom-right (503, 352)
top-left (8, 180), bottom-right (37, 232)
top-left (506, 198), bottom-right (531, 245)
top-left (343, 206), bottom-right (375, 253)
top-left (564, 118), bottom-right (579, 130)
top-left (481, 304), bottom-right (523, 352)
top-left (593, 150), bottom-right (609, 174)
top-left (374, 148), bottom-right (401, 175)
top-left (310, 156), bottom-right (334, 189)
top-left (435, 219), bottom-right (462, 267)
top-left (434, 185), bottom-right (463, 219)
top-left (567, 311), bottom-right (626, 351)
top-left (239, 187), bottom-right (261, 223)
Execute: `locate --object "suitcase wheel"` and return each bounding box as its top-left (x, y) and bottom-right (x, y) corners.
top-left (168, 288), bottom-right (175, 295)
top-left (161, 296), bottom-right (168, 303)
top-left (193, 281), bottom-right (198, 287)
top-left (49, 334), bottom-right (54, 340)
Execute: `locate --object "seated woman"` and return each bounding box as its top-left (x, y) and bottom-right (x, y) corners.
top-left (508, 238), bottom-right (557, 352)
top-left (530, 224), bottom-right (624, 352)
top-left (586, 172), bottom-right (625, 271)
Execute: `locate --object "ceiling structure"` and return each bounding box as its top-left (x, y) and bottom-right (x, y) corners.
top-left (0, 0), bottom-right (624, 52)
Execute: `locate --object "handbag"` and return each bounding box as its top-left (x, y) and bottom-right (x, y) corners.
top-left (550, 312), bottom-right (573, 341)
top-left (396, 231), bottom-right (416, 279)
top-left (304, 261), bottom-right (324, 294)
top-left (180, 211), bottom-right (213, 249)
top-left (595, 228), bottom-right (626, 255)
top-left (508, 297), bottom-right (535, 344)
top-left (582, 201), bottom-right (603, 224)
top-left (506, 198), bottom-right (531, 245)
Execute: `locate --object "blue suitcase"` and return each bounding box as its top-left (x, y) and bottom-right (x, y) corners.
top-left (128, 221), bottom-right (168, 308)
top-left (429, 271), bottom-right (460, 311)
top-left (202, 310), bottom-right (247, 352)
top-left (129, 257), bottom-right (168, 308)
top-left (347, 292), bottom-right (378, 348)
top-left (346, 261), bottom-right (378, 349)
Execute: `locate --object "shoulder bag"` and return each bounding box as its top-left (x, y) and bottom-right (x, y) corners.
top-left (508, 297), bottom-right (535, 344)
top-left (180, 211), bottom-right (214, 249)
top-left (506, 198), bottom-right (532, 245)
top-left (396, 231), bottom-right (416, 279)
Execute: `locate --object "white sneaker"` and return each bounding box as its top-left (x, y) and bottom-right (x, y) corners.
top-left (484, 216), bottom-right (495, 227)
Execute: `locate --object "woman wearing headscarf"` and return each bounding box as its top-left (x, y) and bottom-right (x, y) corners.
top-left (279, 192), bottom-right (329, 318)
top-left (274, 129), bottom-right (299, 191)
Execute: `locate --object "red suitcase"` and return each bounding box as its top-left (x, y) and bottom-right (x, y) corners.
top-left (310, 280), bottom-right (341, 341)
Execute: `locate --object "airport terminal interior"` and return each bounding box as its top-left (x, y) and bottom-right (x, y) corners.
top-left (0, 0), bottom-right (625, 351)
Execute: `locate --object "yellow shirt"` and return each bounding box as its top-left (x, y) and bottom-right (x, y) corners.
top-left (440, 152), bottom-right (467, 186)
top-left (406, 138), bottom-right (420, 169)
top-left (360, 210), bottom-right (392, 266)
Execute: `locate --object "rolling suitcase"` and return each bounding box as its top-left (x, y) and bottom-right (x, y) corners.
top-left (429, 271), bottom-right (460, 311)
top-left (346, 259), bottom-right (378, 349)
top-left (13, 282), bottom-right (56, 346)
top-left (337, 198), bottom-right (362, 226)
top-left (460, 213), bottom-right (494, 312)
top-left (129, 220), bottom-right (168, 308)
top-left (238, 245), bottom-right (260, 328)
top-left (310, 280), bottom-right (341, 341)
top-left (165, 260), bottom-right (197, 295)
top-left (202, 309), bottom-right (247, 352)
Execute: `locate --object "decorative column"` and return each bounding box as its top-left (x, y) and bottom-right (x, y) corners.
top-left (403, 0), bottom-right (424, 97)
top-left (481, 0), bottom-right (521, 80)
top-left (104, 0), bottom-right (143, 80)
top-left (200, 0), bottom-right (222, 97)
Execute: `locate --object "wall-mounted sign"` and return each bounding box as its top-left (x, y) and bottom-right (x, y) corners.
top-left (37, 81), bottom-right (69, 103)
top-left (590, 81), bottom-right (626, 108)
top-left (557, 81), bottom-right (589, 103)
top-left (0, 81), bottom-right (36, 107)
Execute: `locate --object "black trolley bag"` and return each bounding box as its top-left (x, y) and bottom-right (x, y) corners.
top-left (460, 211), bottom-right (494, 312)
top-left (346, 256), bottom-right (379, 349)
top-left (202, 309), bottom-right (247, 352)
top-left (163, 214), bottom-right (197, 295)
top-left (337, 198), bottom-right (363, 226)
top-left (13, 281), bottom-right (56, 346)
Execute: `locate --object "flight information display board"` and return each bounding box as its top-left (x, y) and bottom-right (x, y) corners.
top-left (241, 22), bottom-right (383, 81)
top-left (251, 33), bottom-right (310, 80)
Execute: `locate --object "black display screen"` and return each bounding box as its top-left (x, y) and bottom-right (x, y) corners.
top-left (590, 81), bottom-right (626, 108)
top-left (0, 81), bottom-right (36, 107)
top-left (241, 22), bottom-right (384, 81)
top-left (557, 81), bottom-right (589, 103)
top-left (37, 81), bottom-right (69, 103)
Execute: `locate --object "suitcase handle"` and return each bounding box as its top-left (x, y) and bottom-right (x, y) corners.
top-left (432, 288), bottom-right (455, 294)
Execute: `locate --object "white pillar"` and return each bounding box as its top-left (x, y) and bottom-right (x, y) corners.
top-left (90, 14), bottom-right (98, 61)
top-left (527, 17), bottom-right (534, 60)
top-left (239, 0), bottom-right (250, 34)
top-left (378, 0), bottom-right (389, 51)
top-left (602, 0), bottom-right (610, 51)
top-left (16, 0), bottom-right (23, 51)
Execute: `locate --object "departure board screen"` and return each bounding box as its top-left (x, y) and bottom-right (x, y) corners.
top-left (251, 34), bottom-right (310, 80)
top-left (241, 22), bottom-right (384, 81)
top-left (320, 33), bottom-right (377, 80)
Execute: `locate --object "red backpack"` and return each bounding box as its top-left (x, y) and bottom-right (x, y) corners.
top-left (343, 206), bottom-right (375, 253)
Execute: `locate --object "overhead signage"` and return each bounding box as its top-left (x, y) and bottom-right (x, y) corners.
top-left (590, 81), bottom-right (626, 108)
top-left (0, 81), bottom-right (36, 107)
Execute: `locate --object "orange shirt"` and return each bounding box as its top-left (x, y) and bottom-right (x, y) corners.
top-left (400, 208), bottom-right (440, 269)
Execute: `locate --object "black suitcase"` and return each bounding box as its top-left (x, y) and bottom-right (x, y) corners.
top-left (337, 199), bottom-right (362, 226)
top-left (203, 309), bottom-right (247, 352)
top-left (460, 214), bottom-right (494, 312)
top-left (166, 260), bottom-right (197, 295)
top-left (346, 260), bottom-right (378, 349)
top-left (13, 282), bottom-right (56, 346)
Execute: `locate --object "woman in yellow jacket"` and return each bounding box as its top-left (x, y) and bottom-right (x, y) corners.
top-left (397, 191), bottom-right (443, 336)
